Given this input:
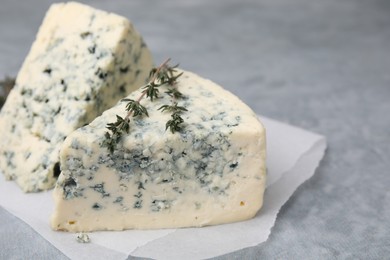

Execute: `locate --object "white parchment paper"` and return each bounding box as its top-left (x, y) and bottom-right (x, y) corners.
top-left (0, 116), bottom-right (326, 260)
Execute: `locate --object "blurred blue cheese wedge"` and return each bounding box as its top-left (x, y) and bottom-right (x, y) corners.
top-left (51, 70), bottom-right (266, 231)
top-left (0, 2), bottom-right (153, 192)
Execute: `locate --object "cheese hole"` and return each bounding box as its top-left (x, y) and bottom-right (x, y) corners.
top-left (68, 221), bottom-right (76, 225)
top-left (53, 162), bottom-right (61, 178)
top-left (240, 201), bottom-right (245, 206)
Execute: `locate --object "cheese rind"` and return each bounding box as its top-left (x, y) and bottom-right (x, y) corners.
top-left (0, 2), bottom-right (153, 192)
top-left (51, 70), bottom-right (266, 231)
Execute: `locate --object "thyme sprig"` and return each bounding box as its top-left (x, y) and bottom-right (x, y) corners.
top-left (101, 59), bottom-right (186, 153)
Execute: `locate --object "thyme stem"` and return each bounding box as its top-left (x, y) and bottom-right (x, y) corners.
top-left (123, 58), bottom-right (171, 122)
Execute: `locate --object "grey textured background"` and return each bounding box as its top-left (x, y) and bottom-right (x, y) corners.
top-left (1, 0), bottom-right (389, 259)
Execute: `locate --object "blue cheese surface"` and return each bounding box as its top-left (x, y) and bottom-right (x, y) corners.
top-left (0, 2), bottom-right (153, 192)
top-left (51, 70), bottom-right (266, 231)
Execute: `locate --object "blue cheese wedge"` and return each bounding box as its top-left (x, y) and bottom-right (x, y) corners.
top-left (51, 70), bottom-right (266, 231)
top-left (0, 2), bottom-right (153, 192)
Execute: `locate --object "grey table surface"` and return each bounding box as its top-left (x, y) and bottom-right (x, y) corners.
top-left (1, 0), bottom-right (389, 259)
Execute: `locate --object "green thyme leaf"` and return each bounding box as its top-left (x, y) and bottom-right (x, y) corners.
top-left (142, 82), bottom-right (160, 101)
top-left (122, 99), bottom-right (149, 117)
top-left (165, 112), bottom-right (185, 133)
top-left (158, 103), bottom-right (187, 113)
top-left (165, 88), bottom-right (183, 99)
